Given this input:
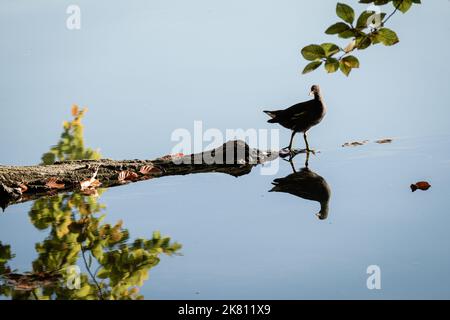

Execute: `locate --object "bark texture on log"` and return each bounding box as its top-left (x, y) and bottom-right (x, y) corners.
top-left (0, 140), bottom-right (276, 209)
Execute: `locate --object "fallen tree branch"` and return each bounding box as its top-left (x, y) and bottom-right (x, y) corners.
top-left (0, 140), bottom-right (276, 210)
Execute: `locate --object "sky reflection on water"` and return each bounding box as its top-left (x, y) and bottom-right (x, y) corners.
top-left (1, 0), bottom-right (450, 300)
top-left (1, 133), bottom-right (450, 299)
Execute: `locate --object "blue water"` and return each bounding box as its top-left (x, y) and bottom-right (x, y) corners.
top-left (1, 0), bottom-right (450, 300)
top-left (1, 134), bottom-right (450, 299)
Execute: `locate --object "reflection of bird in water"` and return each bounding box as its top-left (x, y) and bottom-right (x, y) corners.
top-left (264, 85), bottom-right (326, 153)
top-left (269, 157), bottom-right (331, 220)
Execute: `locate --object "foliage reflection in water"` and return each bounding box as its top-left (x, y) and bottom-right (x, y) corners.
top-left (0, 107), bottom-right (336, 300)
top-left (0, 107), bottom-right (182, 300)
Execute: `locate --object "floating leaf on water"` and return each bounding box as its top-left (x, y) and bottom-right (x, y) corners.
top-left (342, 140), bottom-right (368, 147)
top-left (118, 170), bottom-right (139, 182)
top-left (375, 138), bottom-right (393, 144)
top-left (410, 181), bottom-right (431, 192)
top-left (45, 177), bottom-right (65, 189)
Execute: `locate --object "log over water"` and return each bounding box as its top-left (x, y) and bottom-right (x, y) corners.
top-left (0, 140), bottom-right (277, 210)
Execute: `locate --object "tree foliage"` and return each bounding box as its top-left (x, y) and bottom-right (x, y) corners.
top-left (301, 0), bottom-right (421, 76)
top-left (41, 105), bottom-right (101, 165)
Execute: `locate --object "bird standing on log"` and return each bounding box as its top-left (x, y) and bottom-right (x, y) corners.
top-left (264, 85), bottom-right (326, 153)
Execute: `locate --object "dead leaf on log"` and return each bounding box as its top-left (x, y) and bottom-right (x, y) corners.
top-left (342, 140), bottom-right (368, 148)
top-left (79, 181), bottom-right (90, 190)
top-left (45, 177), bottom-right (65, 190)
top-left (411, 181), bottom-right (431, 192)
top-left (139, 165), bottom-right (162, 175)
top-left (375, 138), bottom-right (393, 144)
top-left (1, 272), bottom-right (61, 291)
top-left (19, 183), bottom-right (28, 193)
top-left (158, 155), bottom-right (171, 161)
top-left (80, 179), bottom-right (101, 191)
top-left (13, 188), bottom-right (23, 195)
top-left (80, 166), bottom-right (101, 191)
top-left (158, 153), bottom-right (184, 161)
top-left (118, 170), bottom-right (139, 182)
top-left (80, 187), bottom-right (99, 197)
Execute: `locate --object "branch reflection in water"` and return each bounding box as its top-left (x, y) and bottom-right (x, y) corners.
top-left (1, 108), bottom-right (333, 300)
top-left (0, 107), bottom-right (182, 300)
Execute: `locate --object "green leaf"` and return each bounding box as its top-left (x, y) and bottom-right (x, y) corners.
top-left (325, 22), bottom-right (350, 35)
top-left (338, 29), bottom-right (358, 39)
top-left (302, 61), bottom-right (322, 74)
top-left (41, 152), bottom-right (56, 165)
top-left (321, 43), bottom-right (340, 57)
top-left (97, 268), bottom-right (110, 279)
top-left (75, 284), bottom-right (91, 298)
top-left (152, 231), bottom-right (161, 240)
top-left (336, 3), bottom-right (355, 24)
top-left (358, 0), bottom-right (389, 4)
top-left (355, 36), bottom-right (372, 50)
top-left (376, 28), bottom-right (399, 46)
top-left (325, 58), bottom-right (340, 73)
top-left (393, 0), bottom-right (413, 13)
top-left (339, 61), bottom-right (352, 76)
top-left (356, 11), bottom-right (374, 29)
top-left (342, 55), bottom-right (360, 68)
top-left (301, 45), bottom-right (326, 61)
top-left (91, 244), bottom-right (103, 261)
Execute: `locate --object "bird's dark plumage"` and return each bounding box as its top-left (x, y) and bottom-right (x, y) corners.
top-left (270, 167), bottom-right (331, 220)
top-left (264, 85), bottom-right (326, 151)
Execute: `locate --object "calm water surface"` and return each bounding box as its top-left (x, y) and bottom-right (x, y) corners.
top-left (1, 134), bottom-right (450, 299)
top-left (1, 0), bottom-right (450, 300)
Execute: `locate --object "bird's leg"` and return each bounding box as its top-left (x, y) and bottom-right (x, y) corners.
top-left (288, 158), bottom-right (297, 173)
top-left (303, 132), bottom-right (309, 151)
top-left (287, 131), bottom-right (296, 151)
top-left (304, 151), bottom-right (310, 168)
top-left (303, 132), bottom-right (315, 154)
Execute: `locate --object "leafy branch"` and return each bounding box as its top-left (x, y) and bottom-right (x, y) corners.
top-left (301, 0), bottom-right (421, 76)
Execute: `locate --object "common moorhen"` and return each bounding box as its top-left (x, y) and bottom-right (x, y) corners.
top-left (264, 85), bottom-right (326, 152)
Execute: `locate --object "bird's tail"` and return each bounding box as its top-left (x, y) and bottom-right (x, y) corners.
top-left (263, 110), bottom-right (277, 119)
top-left (264, 110), bottom-right (280, 123)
